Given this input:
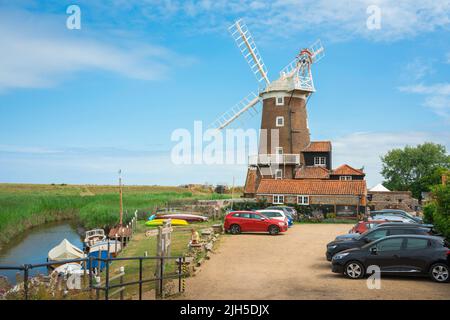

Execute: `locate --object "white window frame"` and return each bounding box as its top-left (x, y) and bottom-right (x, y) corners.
top-left (314, 156), bottom-right (326, 167)
top-left (273, 195), bottom-right (284, 204)
top-left (339, 176), bottom-right (352, 181)
top-left (275, 96), bottom-right (284, 106)
top-left (297, 195), bottom-right (309, 205)
top-left (276, 116), bottom-right (284, 127)
top-left (275, 169), bottom-right (283, 179)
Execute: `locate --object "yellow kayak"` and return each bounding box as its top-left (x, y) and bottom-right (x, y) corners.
top-left (145, 219), bottom-right (188, 227)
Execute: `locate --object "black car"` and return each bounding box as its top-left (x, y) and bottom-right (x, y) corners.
top-left (326, 225), bottom-right (431, 261)
top-left (331, 235), bottom-right (450, 283)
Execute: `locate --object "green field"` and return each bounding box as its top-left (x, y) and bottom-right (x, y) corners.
top-left (0, 183), bottom-right (230, 248)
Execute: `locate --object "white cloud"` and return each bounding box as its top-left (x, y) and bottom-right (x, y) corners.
top-left (333, 131), bottom-right (450, 188)
top-left (399, 83), bottom-right (450, 120)
top-left (0, 9), bottom-right (191, 92)
top-left (100, 0), bottom-right (450, 41)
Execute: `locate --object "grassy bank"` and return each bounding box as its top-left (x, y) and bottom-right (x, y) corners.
top-left (0, 184), bottom-right (229, 247)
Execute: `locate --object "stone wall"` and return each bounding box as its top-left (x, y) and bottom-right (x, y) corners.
top-left (368, 191), bottom-right (419, 211)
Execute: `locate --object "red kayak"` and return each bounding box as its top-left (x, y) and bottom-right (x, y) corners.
top-left (155, 213), bottom-right (208, 222)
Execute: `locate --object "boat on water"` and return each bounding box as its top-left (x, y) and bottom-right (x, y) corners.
top-left (145, 219), bottom-right (188, 227)
top-left (84, 229), bottom-right (106, 249)
top-left (48, 239), bottom-right (85, 268)
top-left (155, 213), bottom-right (208, 222)
top-left (89, 239), bottom-right (122, 256)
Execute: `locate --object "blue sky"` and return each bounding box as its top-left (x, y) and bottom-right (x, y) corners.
top-left (0, 0), bottom-right (449, 187)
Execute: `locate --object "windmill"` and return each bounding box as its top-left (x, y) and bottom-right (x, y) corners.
top-left (210, 19), bottom-right (325, 182)
top-left (210, 19), bottom-right (324, 131)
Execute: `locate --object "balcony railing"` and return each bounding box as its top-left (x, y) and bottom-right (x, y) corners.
top-left (249, 154), bottom-right (300, 166)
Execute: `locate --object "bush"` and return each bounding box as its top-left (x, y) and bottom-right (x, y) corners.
top-left (423, 202), bottom-right (436, 224)
top-left (427, 184), bottom-right (450, 239)
top-left (326, 213), bottom-right (337, 219)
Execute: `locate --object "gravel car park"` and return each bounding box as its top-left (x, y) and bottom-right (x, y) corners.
top-left (179, 224), bottom-right (450, 300)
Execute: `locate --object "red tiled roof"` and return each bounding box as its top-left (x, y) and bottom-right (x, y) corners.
top-left (244, 168), bottom-right (258, 194)
top-left (256, 179), bottom-right (367, 196)
top-left (302, 141), bottom-right (332, 152)
top-left (295, 166), bottom-right (330, 179)
top-left (331, 164), bottom-right (365, 176)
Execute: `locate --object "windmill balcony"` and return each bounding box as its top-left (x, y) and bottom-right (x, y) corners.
top-left (248, 154), bottom-right (300, 166)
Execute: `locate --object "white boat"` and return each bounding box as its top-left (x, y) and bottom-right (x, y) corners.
top-left (53, 262), bottom-right (88, 275)
top-left (84, 229), bottom-right (106, 248)
top-left (48, 239), bottom-right (85, 267)
top-left (89, 239), bottom-right (122, 256)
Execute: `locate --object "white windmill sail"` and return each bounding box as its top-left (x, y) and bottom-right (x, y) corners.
top-left (279, 39), bottom-right (325, 92)
top-left (210, 92), bottom-right (260, 130)
top-left (229, 19), bottom-right (270, 86)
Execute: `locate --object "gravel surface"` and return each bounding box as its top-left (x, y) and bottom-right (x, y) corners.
top-left (179, 224), bottom-right (450, 300)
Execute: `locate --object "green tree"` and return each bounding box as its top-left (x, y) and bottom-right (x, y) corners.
top-left (380, 142), bottom-right (450, 199)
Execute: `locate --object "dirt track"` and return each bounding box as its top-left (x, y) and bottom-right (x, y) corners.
top-left (179, 224), bottom-right (450, 300)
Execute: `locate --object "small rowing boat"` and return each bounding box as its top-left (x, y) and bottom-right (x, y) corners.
top-left (155, 213), bottom-right (208, 222)
top-left (145, 219), bottom-right (188, 227)
top-left (48, 239), bottom-right (85, 268)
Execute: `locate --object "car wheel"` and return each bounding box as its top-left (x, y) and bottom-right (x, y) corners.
top-left (429, 263), bottom-right (450, 283)
top-left (230, 224), bottom-right (241, 235)
top-left (344, 261), bottom-right (365, 279)
top-left (268, 225), bottom-right (280, 235)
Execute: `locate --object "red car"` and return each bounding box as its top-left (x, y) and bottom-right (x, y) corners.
top-left (224, 211), bottom-right (288, 235)
top-left (350, 220), bottom-right (389, 233)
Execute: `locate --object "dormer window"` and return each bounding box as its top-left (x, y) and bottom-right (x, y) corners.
top-left (314, 156), bottom-right (326, 167)
top-left (276, 96), bottom-right (284, 106)
top-left (339, 176), bottom-right (352, 181)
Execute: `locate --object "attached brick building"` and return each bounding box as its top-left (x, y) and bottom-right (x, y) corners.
top-left (244, 140), bottom-right (367, 217)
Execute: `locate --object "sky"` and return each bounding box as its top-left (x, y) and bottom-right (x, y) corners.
top-left (0, 0), bottom-right (449, 188)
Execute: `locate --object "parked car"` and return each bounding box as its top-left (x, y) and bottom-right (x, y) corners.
top-left (336, 222), bottom-right (437, 241)
top-left (326, 225), bottom-right (432, 261)
top-left (370, 209), bottom-right (423, 224)
top-left (331, 235), bottom-right (450, 283)
top-left (335, 221), bottom-right (388, 241)
top-left (266, 206), bottom-right (298, 221)
top-left (257, 209), bottom-right (292, 227)
top-left (369, 214), bottom-right (417, 223)
top-left (224, 211), bottom-right (288, 235)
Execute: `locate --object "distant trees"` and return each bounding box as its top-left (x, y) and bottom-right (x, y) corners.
top-left (381, 142), bottom-right (450, 199)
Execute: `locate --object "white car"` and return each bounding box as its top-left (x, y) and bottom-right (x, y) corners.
top-left (256, 209), bottom-right (288, 224)
top-left (369, 214), bottom-right (416, 223)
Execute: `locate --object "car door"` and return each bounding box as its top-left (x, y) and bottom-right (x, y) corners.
top-left (249, 213), bottom-right (268, 232)
top-left (237, 212), bottom-right (252, 232)
top-left (365, 237), bottom-right (405, 272)
top-left (401, 237), bottom-right (432, 272)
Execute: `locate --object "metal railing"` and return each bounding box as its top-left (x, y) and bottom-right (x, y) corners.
top-left (249, 154), bottom-right (300, 166)
top-left (0, 255), bottom-right (186, 300)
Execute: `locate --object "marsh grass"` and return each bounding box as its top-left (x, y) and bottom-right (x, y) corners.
top-left (0, 184), bottom-right (229, 247)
